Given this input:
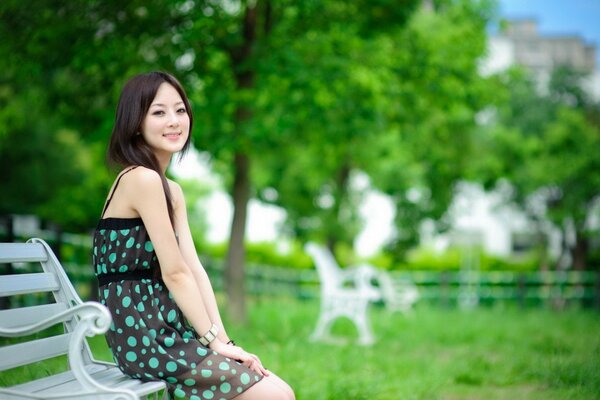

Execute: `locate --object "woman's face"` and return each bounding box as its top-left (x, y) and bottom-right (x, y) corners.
top-left (141, 82), bottom-right (190, 159)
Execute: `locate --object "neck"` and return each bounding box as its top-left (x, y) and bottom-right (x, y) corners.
top-left (155, 152), bottom-right (172, 174)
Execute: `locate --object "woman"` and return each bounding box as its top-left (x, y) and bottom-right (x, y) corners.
top-left (92, 71), bottom-right (294, 400)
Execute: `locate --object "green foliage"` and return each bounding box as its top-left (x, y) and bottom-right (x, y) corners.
top-left (197, 240), bottom-right (314, 270)
top-left (475, 66), bottom-right (600, 269)
top-left (368, 246), bottom-right (542, 271)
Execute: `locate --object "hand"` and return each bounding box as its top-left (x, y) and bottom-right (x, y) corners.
top-left (210, 340), bottom-right (269, 377)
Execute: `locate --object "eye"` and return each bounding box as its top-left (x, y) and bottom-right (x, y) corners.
top-left (177, 108), bottom-right (187, 114)
top-left (152, 110), bottom-right (165, 116)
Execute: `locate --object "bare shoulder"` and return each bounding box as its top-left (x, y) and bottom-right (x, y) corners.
top-left (121, 166), bottom-right (164, 196)
top-left (167, 178), bottom-right (185, 210)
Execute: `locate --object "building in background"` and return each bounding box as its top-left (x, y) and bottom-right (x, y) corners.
top-left (440, 19), bottom-right (599, 264)
top-left (484, 18), bottom-right (599, 99)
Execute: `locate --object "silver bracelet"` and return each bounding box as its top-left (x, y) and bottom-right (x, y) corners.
top-left (198, 324), bottom-right (219, 346)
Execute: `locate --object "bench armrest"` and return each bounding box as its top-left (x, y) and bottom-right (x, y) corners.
top-left (0, 302), bottom-right (110, 338)
top-left (0, 302), bottom-right (139, 400)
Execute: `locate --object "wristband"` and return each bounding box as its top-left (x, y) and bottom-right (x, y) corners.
top-left (198, 324), bottom-right (219, 346)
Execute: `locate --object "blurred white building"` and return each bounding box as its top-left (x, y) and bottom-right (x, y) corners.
top-left (438, 19), bottom-right (599, 261)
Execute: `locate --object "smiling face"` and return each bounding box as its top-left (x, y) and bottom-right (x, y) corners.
top-left (140, 82), bottom-right (190, 162)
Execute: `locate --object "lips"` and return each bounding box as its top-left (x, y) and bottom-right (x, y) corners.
top-left (163, 132), bottom-right (182, 138)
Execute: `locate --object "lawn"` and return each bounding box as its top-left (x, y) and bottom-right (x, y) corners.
top-left (2, 298), bottom-right (599, 400)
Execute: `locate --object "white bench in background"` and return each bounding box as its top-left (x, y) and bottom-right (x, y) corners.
top-left (306, 243), bottom-right (420, 345)
top-left (305, 243), bottom-right (381, 345)
top-left (0, 238), bottom-right (166, 400)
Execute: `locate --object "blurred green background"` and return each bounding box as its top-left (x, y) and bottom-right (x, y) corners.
top-left (1, 0), bottom-right (600, 398)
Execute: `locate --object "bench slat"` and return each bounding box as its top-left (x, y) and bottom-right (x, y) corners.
top-left (0, 303), bottom-right (69, 329)
top-left (0, 243), bottom-right (47, 263)
top-left (0, 273), bottom-right (60, 297)
top-left (0, 239), bottom-right (165, 399)
top-left (0, 333), bottom-right (71, 371)
top-left (8, 363), bottom-right (166, 398)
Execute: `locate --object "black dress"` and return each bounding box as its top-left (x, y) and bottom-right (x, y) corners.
top-left (92, 168), bottom-right (261, 399)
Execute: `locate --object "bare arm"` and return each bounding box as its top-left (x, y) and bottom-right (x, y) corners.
top-left (127, 168), bottom-right (215, 337)
top-left (125, 168), bottom-right (266, 376)
top-left (172, 182), bottom-right (231, 343)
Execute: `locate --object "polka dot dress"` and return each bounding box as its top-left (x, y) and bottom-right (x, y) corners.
top-left (93, 217), bottom-right (262, 399)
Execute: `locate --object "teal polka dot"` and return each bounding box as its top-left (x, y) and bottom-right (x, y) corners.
top-left (110, 231), bottom-right (117, 241)
top-left (125, 316), bottom-right (135, 327)
top-left (240, 373), bottom-right (250, 385)
top-left (220, 383), bottom-right (231, 394)
top-left (120, 229), bottom-right (130, 235)
top-left (174, 388), bottom-right (186, 398)
top-left (196, 347), bottom-right (208, 357)
top-left (190, 396), bottom-right (201, 400)
top-left (125, 352), bottom-right (137, 362)
top-left (108, 253), bottom-right (116, 263)
top-left (184, 378), bottom-right (195, 386)
top-left (167, 310), bottom-right (176, 323)
top-left (219, 362), bottom-right (229, 371)
top-left (167, 377), bottom-right (178, 384)
top-left (122, 296), bottom-right (131, 307)
top-left (127, 337), bottom-right (137, 347)
top-left (201, 369), bottom-right (212, 377)
top-left (202, 390), bottom-right (214, 399)
top-left (137, 302), bottom-right (145, 312)
top-left (142, 336), bottom-right (150, 346)
top-left (164, 337), bottom-right (175, 347)
top-left (119, 265), bottom-right (128, 272)
top-left (149, 357), bottom-right (159, 368)
top-left (166, 361), bottom-right (178, 372)
top-left (116, 285), bottom-right (122, 296)
top-left (144, 241), bottom-right (154, 252)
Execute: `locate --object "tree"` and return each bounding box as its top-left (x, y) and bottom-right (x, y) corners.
top-left (475, 66), bottom-right (600, 270)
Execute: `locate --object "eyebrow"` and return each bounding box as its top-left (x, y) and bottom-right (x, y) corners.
top-left (150, 101), bottom-right (185, 107)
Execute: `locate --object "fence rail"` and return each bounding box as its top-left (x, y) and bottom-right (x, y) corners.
top-left (1, 254), bottom-right (599, 310)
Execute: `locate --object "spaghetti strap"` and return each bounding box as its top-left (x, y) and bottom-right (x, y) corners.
top-left (100, 166), bottom-right (139, 218)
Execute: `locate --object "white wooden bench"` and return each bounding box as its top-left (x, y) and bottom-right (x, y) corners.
top-left (0, 238), bottom-right (166, 400)
top-left (305, 243), bottom-right (381, 345)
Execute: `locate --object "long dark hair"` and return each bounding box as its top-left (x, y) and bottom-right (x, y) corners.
top-left (108, 71), bottom-right (193, 227)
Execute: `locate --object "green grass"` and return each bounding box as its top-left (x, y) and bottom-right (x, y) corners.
top-left (2, 299), bottom-right (599, 399)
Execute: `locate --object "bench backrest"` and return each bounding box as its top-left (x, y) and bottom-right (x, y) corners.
top-left (305, 243), bottom-right (345, 294)
top-left (0, 238), bottom-right (94, 371)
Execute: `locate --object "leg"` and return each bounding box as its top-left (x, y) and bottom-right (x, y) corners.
top-left (233, 372), bottom-right (295, 400)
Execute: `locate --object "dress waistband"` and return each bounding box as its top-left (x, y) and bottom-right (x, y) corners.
top-left (96, 269), bottom-right (162, 286)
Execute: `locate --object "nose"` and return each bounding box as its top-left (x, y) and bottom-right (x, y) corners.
top-left (167, 111), bottom-right (180, 127)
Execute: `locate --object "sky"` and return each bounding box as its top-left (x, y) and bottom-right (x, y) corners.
top-left (498, 0), bottom-right (600, 65)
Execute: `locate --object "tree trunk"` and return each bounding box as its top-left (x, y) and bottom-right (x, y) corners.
top-left (571, 231), bottom-right (588, 270)
top-left (0, 215), bottom-right (15, 309)
top-left (226, 153), bottom-right (251, 323)
top-left (326, 163), bottom-right (351, 255)
top-left (224, 2), bottom-right (258, 323)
